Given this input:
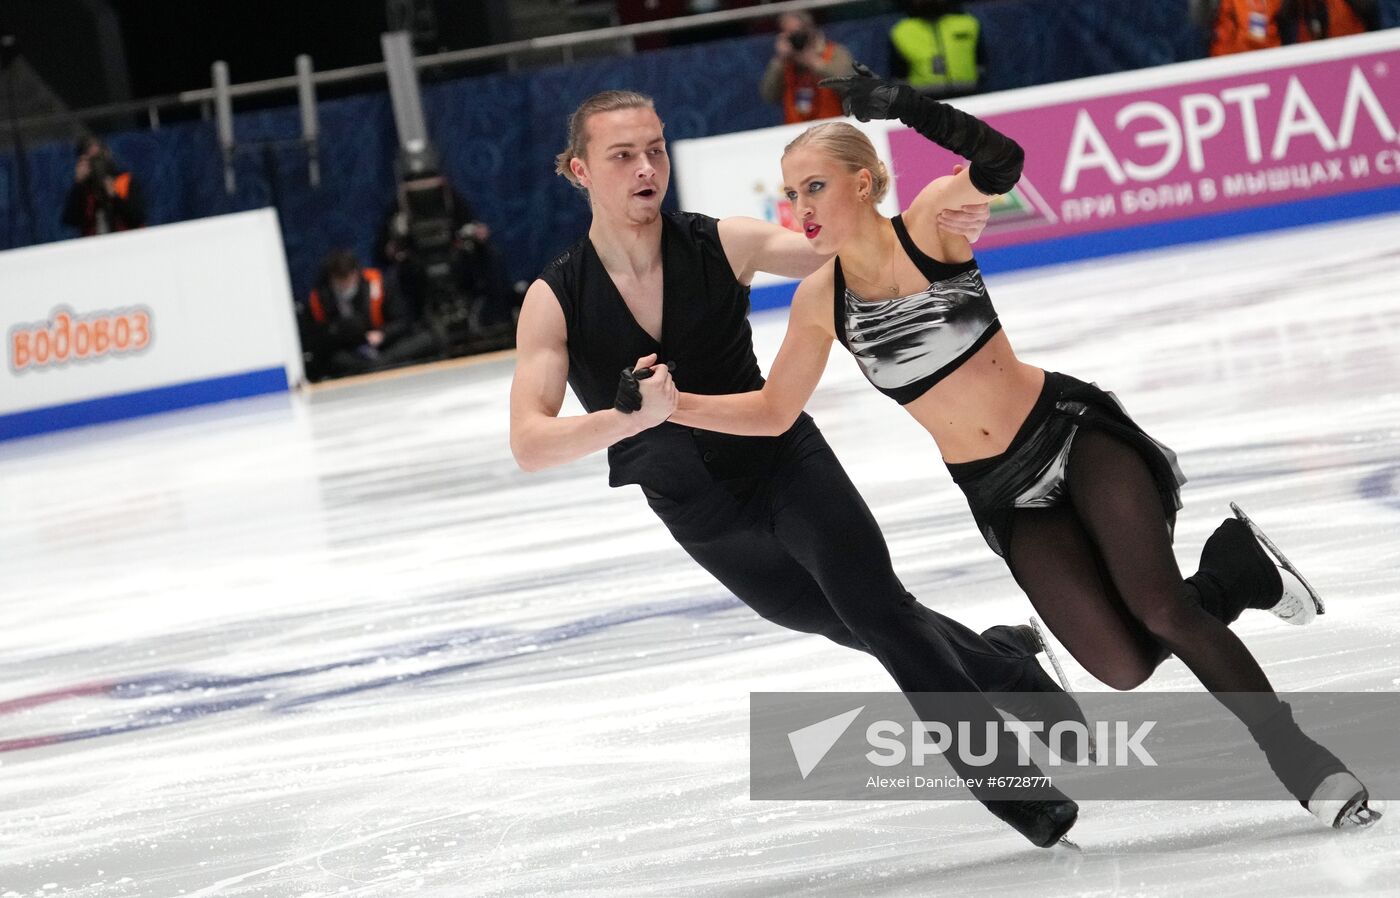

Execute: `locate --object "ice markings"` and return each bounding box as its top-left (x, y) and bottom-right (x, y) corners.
top-left (0, 595), bottom-right (740, 753)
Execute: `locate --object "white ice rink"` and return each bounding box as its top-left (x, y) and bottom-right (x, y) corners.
top-left (3, 214), bottom-right (1400, 897)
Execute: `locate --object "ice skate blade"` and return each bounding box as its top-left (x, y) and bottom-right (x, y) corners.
top-left (1308, 772), bottom-right (1378, 828)
top-left (1337, 802), bottom-right (1382, 830)
top-left (1229, 502), bottom-right (1325, 617)
top-left (1055, 836), bottom-right (1082, 851)
top-left (1029, 616), bottom-right (1098, 763)
top-left (1028, 617), bottom-right (1071, 693)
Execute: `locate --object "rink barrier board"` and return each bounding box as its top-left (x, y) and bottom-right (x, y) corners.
top-left (748, 181), bottom-right (1400, 312)
top-left (674, 29), bottom-right (1400, 310)
top-left (0, 367), bottom-right (288, 442)
top-left (0, 209), bottom-right (303, 443)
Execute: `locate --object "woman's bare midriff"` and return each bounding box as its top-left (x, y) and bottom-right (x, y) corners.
top-left (902, 330), bottom-right (1045, 464)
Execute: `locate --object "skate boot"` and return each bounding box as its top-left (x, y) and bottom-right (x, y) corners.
top-left (985, 797), bottom-right (1080, 848)
top-left (1308, 771), bottom-right (1384, 829)
top-left (1229, 502), bottom-right (1324, 625)
top-left (1248, 700), bottom-right (1379, 829)
top-left (981, 621), bottom-right (1093, 763)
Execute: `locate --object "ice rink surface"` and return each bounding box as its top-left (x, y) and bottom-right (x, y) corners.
top-left (3, 213), bottom-right (1400, 897)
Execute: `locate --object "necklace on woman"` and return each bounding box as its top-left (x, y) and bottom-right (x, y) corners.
top-left (850, 225), bottom-right (901, 296)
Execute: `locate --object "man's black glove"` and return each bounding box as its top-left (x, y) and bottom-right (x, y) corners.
top-left (818, 61), bottom-right (908, 122)
top-left (613, 360), bottom-right (678, 414)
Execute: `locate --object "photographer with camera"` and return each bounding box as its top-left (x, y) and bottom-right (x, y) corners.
top-left (759, 11), bottom-right (854, 124)
top-left (62, 138), bottom-right (146, 237)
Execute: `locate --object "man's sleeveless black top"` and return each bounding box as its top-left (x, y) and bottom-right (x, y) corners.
top-left (537, 211), bottom-right (811, 492)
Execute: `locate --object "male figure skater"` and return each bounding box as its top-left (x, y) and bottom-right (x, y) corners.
top-left (510, 90), bottom-right (1080, 847)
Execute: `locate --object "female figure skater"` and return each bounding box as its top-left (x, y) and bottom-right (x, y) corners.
top-left (668, 64), bottom-right (1379, 829)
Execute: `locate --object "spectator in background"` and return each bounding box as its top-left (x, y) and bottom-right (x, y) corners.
top-left (298, 248), bottom-right (438, 382)
top-left (1204, 0), bottom-right (1289, 55)
top-left (760, 11), bottom-right (854, 124)
top-left (889, 0), bottom-right (983, 98)
top-left (1293, 0), bottom-right (1379, 40)
top-left (1202, 0), bottom-right (1377, 56)
top-left (62, 137), bottom-right (146, 237)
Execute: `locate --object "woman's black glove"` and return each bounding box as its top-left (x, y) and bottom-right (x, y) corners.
top-left (819, 61), bottom-right (908, 122)
top-left (820, 61), bottom-right (1024, 196)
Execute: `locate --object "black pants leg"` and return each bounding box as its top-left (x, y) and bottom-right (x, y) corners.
top-left (743, 436), bottom-right (1059, 795)
top-left (377, 329), bottom-right (439, 367)
top-left (671, 508), bottom-right (1039, 690)
top-left (666, 511), bottom-right (866, 652)
top-left (651, 435), bottom-right (1036, 692)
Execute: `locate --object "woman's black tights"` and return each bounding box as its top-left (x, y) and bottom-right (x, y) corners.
top-left (1004, 428), bottom-right (1344, 800)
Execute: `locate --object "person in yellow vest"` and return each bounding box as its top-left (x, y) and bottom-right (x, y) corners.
top-left (889, 0), bottom-right (983, 98)
top-left (759, 11), bottom-right (854, 124)
top-left (299, 249), bottom-right (438, 381)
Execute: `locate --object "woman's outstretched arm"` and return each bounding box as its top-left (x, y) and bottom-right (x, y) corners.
top-left (820, 62), bottom-right (1024, 212)
top-left (671, 268), bottom-right (836, 436)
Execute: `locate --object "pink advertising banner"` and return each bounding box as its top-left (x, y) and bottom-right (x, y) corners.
top-left (890, 47), bottom-right (1400, 249)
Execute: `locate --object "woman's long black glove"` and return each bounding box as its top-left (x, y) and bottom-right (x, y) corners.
top-left (820, 62), bottom-right (1024, 196)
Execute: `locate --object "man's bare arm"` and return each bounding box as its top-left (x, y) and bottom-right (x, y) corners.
top-left (718, 170), bottom-right (991, 284)
top-left (509, 279), bottom-right (646, 472)
top-left (718, 216), bottom-right (831, 284)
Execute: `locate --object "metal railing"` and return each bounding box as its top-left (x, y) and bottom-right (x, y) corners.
top-left (9, 0), bottom-right (873, 137)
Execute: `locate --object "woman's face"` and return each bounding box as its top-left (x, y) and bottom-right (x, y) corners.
top-left (781, 145), bottom-right (869, 253)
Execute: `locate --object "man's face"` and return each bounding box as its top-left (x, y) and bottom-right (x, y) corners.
top-left (330, 272), bottom-right (360, 298)
top-left (79, 142), bottom-right (107, 169)
top-left (571, 107), bottom-right (669, 227)
top-left (779, 15), bottom-right (809, 38)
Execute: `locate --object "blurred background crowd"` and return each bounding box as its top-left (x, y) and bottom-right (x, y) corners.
top-left (1, 0), bottom-right (1394, 381)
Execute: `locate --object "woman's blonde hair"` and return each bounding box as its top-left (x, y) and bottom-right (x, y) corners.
top-left (783, 122), bottom-right (890, 204)
top-left (555, 90), bottom-right (658, 190)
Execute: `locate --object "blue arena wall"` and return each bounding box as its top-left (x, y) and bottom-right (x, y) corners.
top-left (0, 0), bottom-right (1212, 300)
top-left (1, 0), bottom-right (1398, 305)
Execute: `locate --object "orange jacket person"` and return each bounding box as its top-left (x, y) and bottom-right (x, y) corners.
top-left (759, 11), bottom-right (854, 123)
top-left (61, 138), bottom-right (146, 237)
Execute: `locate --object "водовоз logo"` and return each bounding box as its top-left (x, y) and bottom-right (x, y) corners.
top-left (8, 305), bottom-right (153, 374)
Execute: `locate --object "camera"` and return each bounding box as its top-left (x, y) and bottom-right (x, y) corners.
top-left (788, 29), bottom-right (811, 52)
top-left (391, 143), bottom-right (485, 353)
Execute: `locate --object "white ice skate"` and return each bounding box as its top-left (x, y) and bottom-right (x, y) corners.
top-left (1229, 502), bottom-right (1324, 626)
top-left (1307, 771), bottom-right (1383, 829)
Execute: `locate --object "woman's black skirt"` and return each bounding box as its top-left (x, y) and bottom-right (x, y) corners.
top-left (945, 371), bottom-right (1187, 558)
